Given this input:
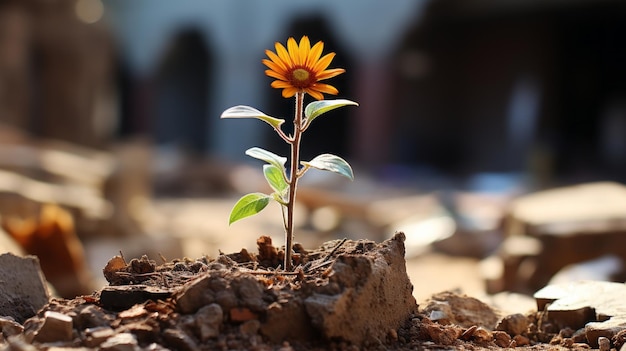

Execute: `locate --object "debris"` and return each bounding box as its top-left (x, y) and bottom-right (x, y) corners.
top-left (534, 280), bottom-right (626, 346)
top-left (421, 290), bottom-right (502, 329)
top-left (0, 253), bottom-right (49, 323)
top-left (33, 311), bottom-right (73, 343)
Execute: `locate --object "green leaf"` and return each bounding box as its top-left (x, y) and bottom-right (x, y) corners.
top-left (221, 105), bottom-right (285, 129)
top-left (245, 147), bottom-right (287, 170)
top-left (301, 154), bottom-right (354, 180)
top-left (304, 99), bottom-right (358, 126)
top-left (229, 193), bottom-right (271, 225)
top-left (263, 164), bottom-right (288, 194)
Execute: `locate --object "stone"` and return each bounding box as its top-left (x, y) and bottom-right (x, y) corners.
top-left (195, 303), bottom-right (222, 341)
top-left (0, 253), bottom-right (50, 323)
top-left (421, 291), bottom-right (502, 330)
top-left (0, 316), bottom-right (23, 337)
top-left (84, 327), bottom-right (115, 347)
top-left (33, 311), bottom-right (73, 343)
top-left (495, 313), bottom-right (529, 336)
top-left (598, 336), bottom-right (611, 351)
top-left (99, 285), bottom-right (173, 311)
top-left (161, 328), bottom-right (197, 351)
top-left (99, 332), bottom-right (139, 351)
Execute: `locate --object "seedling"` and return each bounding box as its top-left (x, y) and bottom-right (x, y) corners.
top-left (221, 36), bottom-right (358, 270)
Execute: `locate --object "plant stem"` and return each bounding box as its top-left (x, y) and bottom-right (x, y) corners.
top-left (285, 92), bottom-right (304, 271)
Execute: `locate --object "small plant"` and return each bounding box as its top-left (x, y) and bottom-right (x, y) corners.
top-left (221, 36), bottom-right (358, 271)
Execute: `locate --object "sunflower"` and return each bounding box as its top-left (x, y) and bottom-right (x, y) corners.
top-left (262, 36), bottom-right (345, 100)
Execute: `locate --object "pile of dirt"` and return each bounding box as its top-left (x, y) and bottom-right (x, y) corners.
top-left (0, 233), bottom-right (601, 350)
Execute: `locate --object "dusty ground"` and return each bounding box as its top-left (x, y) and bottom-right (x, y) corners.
top-left (5, 233), bottom-right (601, 351)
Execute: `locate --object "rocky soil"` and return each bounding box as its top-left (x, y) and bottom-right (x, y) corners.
top-left (0, 233), bottom-right (620, 350)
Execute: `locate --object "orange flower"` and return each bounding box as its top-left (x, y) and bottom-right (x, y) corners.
top-left (262, 36), bottom-right (345, 100)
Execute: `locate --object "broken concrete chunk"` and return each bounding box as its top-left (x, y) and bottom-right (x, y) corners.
top-left (534, 280), bottom-right (626, 345)
top-left (33, 311), bottom-right (73, 343)
top-left (0, 253), bottom-right (50, 323)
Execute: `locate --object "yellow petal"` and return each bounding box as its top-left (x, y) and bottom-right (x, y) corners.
top-left (262, 59), bottom-right (287, 75)
top-left (275, 42), bottom-right (292, 67)
top-left (305, 88), bottom-right (324, 100)
top-left (282, 87), bottom-right (299, 98)
top-left (307, 41), bottom-right (324, 67)
top-left (264, 50), bottom-right (287, 72)
top-left (271, 80), bottom-right (292, 88)
top-left (312, 83), bottom-right (339, 95)
top-left (265, 69), bottom-right (287, 81)
top-left (313, 52), bottom-right (336, 72)
top-left (317, 68), bottom-right (345, 81)
top-left (298, 36), bottom-right (310, 67)
top-left (287, 37), bottom-right (300, 66)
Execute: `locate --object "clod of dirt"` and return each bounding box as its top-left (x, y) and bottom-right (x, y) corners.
top-left (174, 232), bottom-right (418, 345)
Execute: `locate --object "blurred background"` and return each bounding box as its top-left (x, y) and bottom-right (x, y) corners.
top-left (1, 0), bottom-right (626, 306)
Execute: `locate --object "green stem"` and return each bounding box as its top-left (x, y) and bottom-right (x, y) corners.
top-left (285, 92), bottom-right (304, 271)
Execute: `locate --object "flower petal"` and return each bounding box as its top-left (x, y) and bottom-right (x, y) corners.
top-left (312, 83), bottom-right (339, 95)
top-left (316, 68), bottom-right (345, 81)
top-left (264, 50), bottom-right (287, 72)
top-left (305, 88), bottom-right (324, 100)
top-left (287, 37), bottom-right (300, 66)
top-left (262, 59), bottom-right (287, 75)
top-left (313, 52), bottom-right (336, 72)
top-left (271, 80), bottom-right (292, 88)
top-left (282, 87), bottom-right (299, 98)
top-left (265, 69), bottom-right (287, 81)
top-left (275, 42), bottom-right (292, 67)
top-left (299, 36), bottom-right (310, 66)
top-left (307, 41), bottom-right (324, 67)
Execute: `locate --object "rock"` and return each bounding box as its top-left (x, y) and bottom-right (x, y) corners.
top-left (161, 328), bottom-right (197, 351)
top-left (33, 311), bottom-right (73, 343)
top-left (598, 336), bottom-right (611, 351)
top-left (0, 316), bottom-right (24, 337)
top-left (495, 313), bottom-right (529, 336)
top-left (534, 280), bottom-right (626, 346)
top-left (195, 303), bottom-right (222, 341)
top-left (239, 319), bottom-right (261, 337)
top-left (0, 253), bottom-right (50, 323)
top-left (421, 291), bottom-right (502, 329)
top-left (99, 285), bottom-right (173, 311)
top-left (493, 330), bottom-right (512, 347)
top-left (84, 326), bottom-right (115, 347)
top-left (99, 332), bottom-right (139, 351)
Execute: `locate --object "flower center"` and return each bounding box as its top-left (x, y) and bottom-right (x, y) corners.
top-left (290, 68), bottom-right (314, 89)
top-left (292, 68), bottom-right (309, 82)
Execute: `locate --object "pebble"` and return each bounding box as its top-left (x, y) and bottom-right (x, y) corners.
top-left (33, 311), bottom-right (73, 343)
top-left (598, 336), bottom-right (611, 351)
top-left (195, 303), bottom-right (223, 341)
top-left (99, 332), bottom-right (139, 351)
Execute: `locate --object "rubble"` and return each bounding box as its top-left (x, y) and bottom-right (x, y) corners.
top-left (535, 280), bottom-right (626, 347)
top-left (0, 253), bottom-right (49, 323)
top-left (487, 181), bottom-right (626, 293)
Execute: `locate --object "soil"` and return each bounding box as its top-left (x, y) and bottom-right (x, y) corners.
top-left (8, 234), bottom-right (597, 350)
